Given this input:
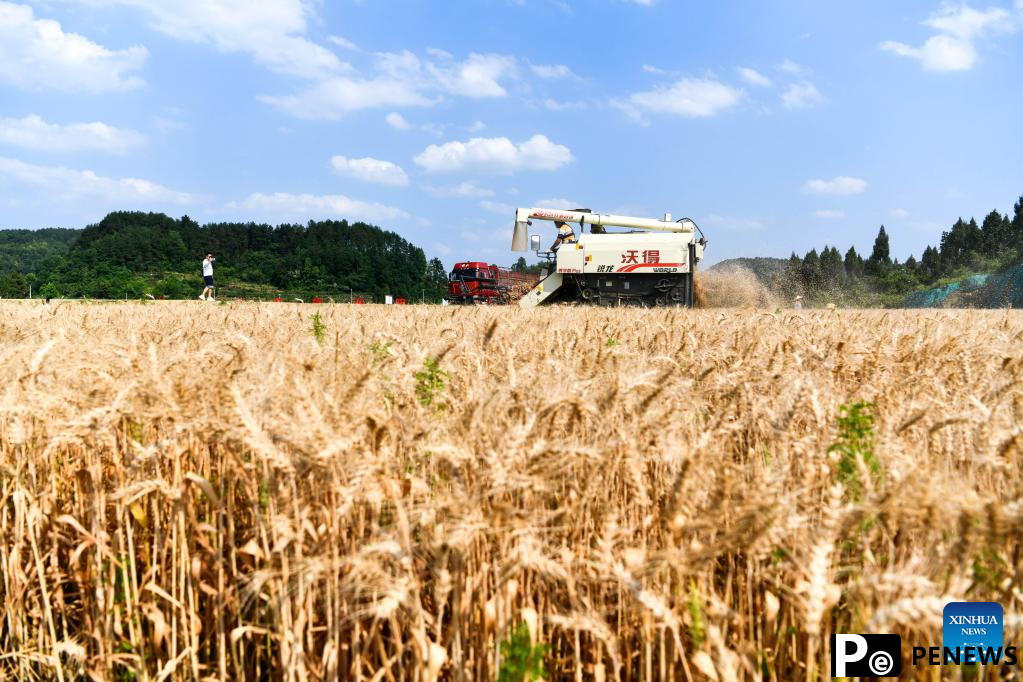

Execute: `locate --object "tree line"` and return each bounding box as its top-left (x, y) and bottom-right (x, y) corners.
top-left (0, 212), bottom-right (450, 301)
top-left (778, 194), bottom-right (1023, 305)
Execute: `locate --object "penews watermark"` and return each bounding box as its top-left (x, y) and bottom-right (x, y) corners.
top-left (831, 634), bottom-right (902, 677)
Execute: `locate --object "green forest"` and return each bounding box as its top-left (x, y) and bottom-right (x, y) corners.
top-left (771, 193), bottom-right (1023, 306)
top-left (0, 212), bottom-right (450, 301)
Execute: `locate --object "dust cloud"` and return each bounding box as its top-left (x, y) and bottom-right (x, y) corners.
top-left (696, 265), bottom-right (780, 308)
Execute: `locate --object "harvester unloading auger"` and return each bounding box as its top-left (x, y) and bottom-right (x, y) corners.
top-left (512, 207), bottom-right (707, 307)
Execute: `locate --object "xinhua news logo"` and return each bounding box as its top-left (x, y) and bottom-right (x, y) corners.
top-left (939, 601), bottom-right (1011, 664)
top-left (830, 634), bottom-right (902, 677)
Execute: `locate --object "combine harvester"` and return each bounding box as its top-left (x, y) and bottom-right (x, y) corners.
top-left (511, 207), bottom-right (707, 307)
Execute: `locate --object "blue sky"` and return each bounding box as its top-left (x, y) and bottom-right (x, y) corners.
top-left (1, 0), bottom-right (1021, 266)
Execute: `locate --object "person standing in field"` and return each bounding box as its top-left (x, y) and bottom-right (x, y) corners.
top-left (198, 253), bottom-right (215, 301)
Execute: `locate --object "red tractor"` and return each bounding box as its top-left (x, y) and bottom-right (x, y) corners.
top-left (447, 261), bottom-right (540, 305)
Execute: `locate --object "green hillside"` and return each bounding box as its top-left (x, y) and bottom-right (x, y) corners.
top-left (0, 212), bottom-right (449, 301)
top-left (715, 192), bottom-right (1023, 308)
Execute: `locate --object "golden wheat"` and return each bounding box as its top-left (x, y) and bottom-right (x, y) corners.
top-left (1, 301), bottom-right (1022, 680)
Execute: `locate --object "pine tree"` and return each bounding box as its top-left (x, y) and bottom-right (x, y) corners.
top-left (940, 218), bottom-right (982, 272)
top-left (865, 226), bottom-right (892, 276)
top-left (780, 252), bottom-right (804, 299)
top-left (940, 219), bottom-right (964, 271)
top-left (844, 246), bottom-right (864, 280)
top-left (820, 246), bottom-right (843, 288)
top-left (801, 249), bottom-right (822, 292)
top-left (921, 246), bottom-right (940, 282)
top-left (1010, 195), bottom-right (1023, 256)
top-left (965, 218), bottom-right (982, 266)
top-left (980, 210), bottom-right (1006, 256)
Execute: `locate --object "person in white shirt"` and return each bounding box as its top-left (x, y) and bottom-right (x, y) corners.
top-left (198, 253), bottom-right (215, 301)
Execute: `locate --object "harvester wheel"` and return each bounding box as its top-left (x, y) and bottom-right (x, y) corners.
top-left (655, 278), bottom-right (674, 292)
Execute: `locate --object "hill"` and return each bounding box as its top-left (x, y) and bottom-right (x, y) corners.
top-left (0, 212), bottom-right (449, 301)
top-left (0, 228), bottom-right (81, 297)
top-left (710, 191), bottom-right (1023, 308)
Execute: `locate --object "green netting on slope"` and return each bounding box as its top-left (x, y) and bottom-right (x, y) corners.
top-left (904, 282), bottom-right (960, 308)
top-left (975, 264), bottom-right (1023, 308)
top-left (904, 267), bottom-right (1023, 308)
top-left (904, 274), bottom-right (989, 308)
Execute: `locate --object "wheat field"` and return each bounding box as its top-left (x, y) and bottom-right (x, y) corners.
top-left (1, 301), bottom-right (1021, 681)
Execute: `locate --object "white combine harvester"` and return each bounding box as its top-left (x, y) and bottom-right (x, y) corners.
top-left (511, 207), bottom-right (707, 308)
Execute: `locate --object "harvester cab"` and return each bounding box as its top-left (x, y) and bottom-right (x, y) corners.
top-left (512, 208), bottom-right (707, 308)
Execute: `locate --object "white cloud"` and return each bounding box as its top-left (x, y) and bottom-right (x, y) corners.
top-left (480, 200), bottom-right (516, 214)
top-left (468, 120), bottom-right (486, 132)
top-left (642, 64), bottom-right (669, 74)
top-left (814, 209), bottom-right (845, 219)
top-left (427, 53), bottom-right (517, 97)
top-left (424, 182), bottom-right (495, 198)
top-left (880, 36), bottom-right (977, 72)
top-left (924, 4), bottom-right (1012, 37)
top-left (86, 0), bottom-right (345, 79)
top-left (891, 208), bottom-right (910, 218)
top-left (0, 115), bottom-right (147, 154)
top-left (330, 156), bottom-right (408, 187)
top-left (230, 192), bottom-right (408, 223)
top-left (803, 176), bottom-right (867, 195)
top-left (535, 198), bottom-right (579, 209)
top-left (737, 67), bottom-right (772, 87)
top-left (0, 156), bottom-right (192, 204)
top-left (781, 81), bottom-right (822, 108)
top-left (260, 76), bottom-right (435, 120)
top-left (626, 0), bottom-right (655, 5)
top-left (531, 63), bottom-right (575, 79)
top-left (385, 112), bottom-right (411, 130)
top-left (263, 50), bottom-right (519, 120)
top-left (780, 58), bottom-right (807, 75)
top-left (426, 47), bottom-right (453, 60)
top-left (328, 35), bottom-right (359, 51)
top-left (541, 98), bottom-right (586, 112)
top-left (617, 77), bottom-right (744, 120)
top-left (414, 134), bottom-right (573, 174)
top-left (880, 4), bottom-right (1015, 72)
top-left (0, 1), bottom-right (147, 92)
